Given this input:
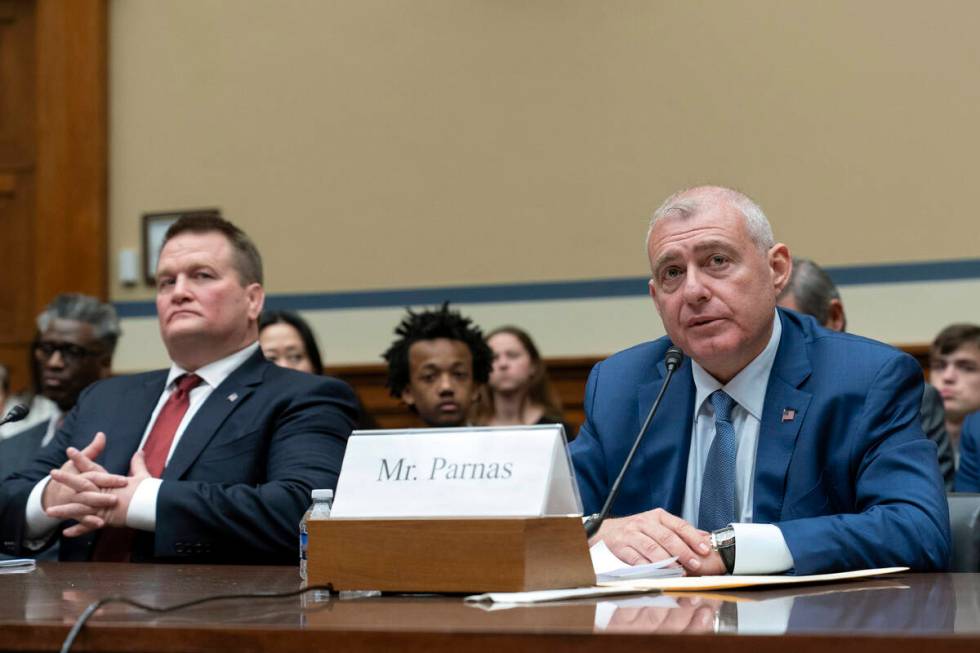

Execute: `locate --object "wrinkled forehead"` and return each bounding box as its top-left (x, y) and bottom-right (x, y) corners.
top-left (647, 202), bottom-right (752, 260)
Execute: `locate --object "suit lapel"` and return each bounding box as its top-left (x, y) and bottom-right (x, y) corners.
top-left (100, 373), bottom-right (167, 475)
top-left (629, 357), bottom-right (695, 516)
top-left (162, 351), bottom-right (266, 480)
top-left (753, 312), bottom-right (813, 523)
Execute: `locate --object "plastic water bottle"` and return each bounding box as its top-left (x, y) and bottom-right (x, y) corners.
top-left (299, 488), bottom-right (334, 581)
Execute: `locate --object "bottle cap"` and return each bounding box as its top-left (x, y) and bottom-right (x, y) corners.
top-left (311, 489), bottom-right (334, 501)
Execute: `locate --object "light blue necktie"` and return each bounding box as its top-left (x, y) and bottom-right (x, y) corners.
top-left (698, 390), bottom-right (737, 532)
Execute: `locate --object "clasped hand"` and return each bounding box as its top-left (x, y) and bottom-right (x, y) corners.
top-left (41, 432), bottom-right (151, 537)
top-left (591, 508), bottom-right (726, 576)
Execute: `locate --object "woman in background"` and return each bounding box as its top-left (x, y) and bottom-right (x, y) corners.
top-left (259, 310), bottom-right (324, 375)
top-left (259, 310), bottom-right (378, 429)
top-left (474, 325), bottom-right (570, 437)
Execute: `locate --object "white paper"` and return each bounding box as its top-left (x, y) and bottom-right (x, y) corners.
top-left (589, 541), bottom-right (683, 581)
top-left (598, 566), bottom-right (910, 591)
top-left (464, 567), bottom-right (908, 604)
top-left (0, 558), bottom-right (36, 574)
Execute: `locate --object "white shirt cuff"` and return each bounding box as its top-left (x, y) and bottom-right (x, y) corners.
top-left (730, 522), bottom-right (794, 574)
top-left (25, 476), bottom-right (62, 541)
top-left (125, 478), bottom-right (161, 532)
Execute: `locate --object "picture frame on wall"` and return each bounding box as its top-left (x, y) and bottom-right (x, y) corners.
top-left (142, 208), bottom-right (221, 286)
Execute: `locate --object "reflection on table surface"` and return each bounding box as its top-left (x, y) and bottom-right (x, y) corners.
top-left (2, 564), bottom-right (979, 637)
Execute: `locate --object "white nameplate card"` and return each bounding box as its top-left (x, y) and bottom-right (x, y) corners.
top-left (330, 424), bottom-right (582, 518)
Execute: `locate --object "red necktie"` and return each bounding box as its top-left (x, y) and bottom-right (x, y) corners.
top-left (142, 373), bottom-right (202, 477)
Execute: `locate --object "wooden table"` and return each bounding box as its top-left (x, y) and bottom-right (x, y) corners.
top-left (1, 564), bottom-right (978, 653)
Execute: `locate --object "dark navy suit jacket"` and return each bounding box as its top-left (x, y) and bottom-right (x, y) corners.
top-left (0, 349), bottom-right (357, 564)
top-left (955, 412), bottom-right (980, 492)
top-left (569, 309), bottom-right (950, 574)
top-left (0, 422), bottom-right (50, 483)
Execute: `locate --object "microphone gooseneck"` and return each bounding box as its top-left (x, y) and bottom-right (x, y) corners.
top-left (0, 404), bottom-right (30, 428)
top-left (583, 346), bottom-right (684, 538)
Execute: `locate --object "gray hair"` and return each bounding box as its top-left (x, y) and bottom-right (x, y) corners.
top-left (36, 293), bottom-right (122, 353)
top-left (647, 186), bottom-right (775, 251)
top-left (777, 258), bottom-right (841, 326)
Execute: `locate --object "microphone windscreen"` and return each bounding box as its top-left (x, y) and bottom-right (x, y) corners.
top-left (5, 403), bottom-right (29, 423)
top-left (665, 346), bottom-right (684, 371)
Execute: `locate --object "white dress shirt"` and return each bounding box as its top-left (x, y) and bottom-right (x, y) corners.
top-left (25, 342), bottom-right (260, 539)
top-left (680, 311), bottom-right (795, 574)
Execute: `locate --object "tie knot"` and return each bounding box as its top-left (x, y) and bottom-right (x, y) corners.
top-left (175, 373), bottom-right (202, 396)
top-left (710, 390), bottom-right (735, 422)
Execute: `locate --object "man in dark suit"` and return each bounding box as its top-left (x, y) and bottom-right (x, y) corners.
top-left (570, 185), bottom-right (950, 576)
top-left (0, 293), bottom-right (120, 482)
top-left (0, 215), bottom-right (357, 563)
top-left (776, 257), bottom-right (955, 489)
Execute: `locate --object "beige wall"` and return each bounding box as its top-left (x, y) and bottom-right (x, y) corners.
top-left (108, 0), bottom-right (980, 369)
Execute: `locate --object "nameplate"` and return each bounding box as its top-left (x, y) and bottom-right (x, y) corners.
top-left (330, 425), bottom-right (582, 518)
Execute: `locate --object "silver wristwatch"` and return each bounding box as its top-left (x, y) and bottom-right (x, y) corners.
top-left (710, 525), bottom-right (736, 574)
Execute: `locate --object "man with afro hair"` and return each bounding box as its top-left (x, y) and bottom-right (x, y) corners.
top-left (383, 303), bottom-right (492, 427)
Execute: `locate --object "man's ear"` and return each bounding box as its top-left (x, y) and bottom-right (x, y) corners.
top-left (769, 244), bottom-right (792, 293)
top-left (647, 278), bottom-right (663, 317)
top-left (98, 355), bottom-right (113, 380)
top-left (826, 298), bottom-right (847, 332)
top-left (245, 283), bottom-right (265, 321)
top-left (400, 385), bottom-right (415, 407)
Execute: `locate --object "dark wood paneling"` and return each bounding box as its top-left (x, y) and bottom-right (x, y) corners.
top-left (34, 0), bottom-right (108, 302)
top-left (0, 0), bottom-right (107, 393)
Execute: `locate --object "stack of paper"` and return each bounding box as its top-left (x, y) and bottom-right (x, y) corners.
top-left (0, 559), bottom-right (36, 574)
top-left (590, 541), bottom-right (684, 582)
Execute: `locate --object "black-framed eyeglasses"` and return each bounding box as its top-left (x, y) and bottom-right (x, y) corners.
top-left (33, 341), bottom-right (103, 364)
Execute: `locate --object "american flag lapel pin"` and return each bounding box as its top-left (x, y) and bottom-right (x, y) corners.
top-left (782, 408), bottom-right (796, 422)
top-left (227, 392), bottom-right (239, 402)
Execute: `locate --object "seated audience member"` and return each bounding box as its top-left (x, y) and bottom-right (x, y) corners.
top-left (929, 324), bottom-right (980, 453)
top-left (0, 294), bottom-right (120, 482)
top-left (259, 310), bottom-right (324, 374)
top-left (473, 326), bottom-right (572, 437)
top-left (259, 309), bottom-right (377, 429)
top-left (570, 185), bottom-right (949, 576)
top-left (0, 214), bottom-right (357, 563)
top-left (776, 258), bottom-right (955, 489)
top-left (955, 412), bottom-right (980, 491)
top-left (383, 303), bottom-right (492, 428)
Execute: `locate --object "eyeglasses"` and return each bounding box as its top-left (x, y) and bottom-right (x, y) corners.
top-left (33, 341), bottom-right (103, 364)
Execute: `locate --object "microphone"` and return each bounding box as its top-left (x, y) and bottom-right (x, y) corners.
top-left (0, 404), bottom-right (30, 428)
top-left (583, 346), bottom-right (684, 538)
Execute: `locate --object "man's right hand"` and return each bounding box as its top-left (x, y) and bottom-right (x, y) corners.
top-left (591, 508), bottom-right (725, 575)
top-left (41, 432), bottom-right (128, 531)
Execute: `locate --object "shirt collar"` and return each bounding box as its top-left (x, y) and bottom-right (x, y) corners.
top-left (691, 310), bottom-right (782, 421)
top-left (165, 342), bottom-right (260, 391)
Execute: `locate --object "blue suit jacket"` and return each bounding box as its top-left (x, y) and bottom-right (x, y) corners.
top-left (0, 350), bottom-right (357, 564)
top-left (954, 412), bottom-right (980, 492)
top-left (569, 309), bottom-right (950, 574)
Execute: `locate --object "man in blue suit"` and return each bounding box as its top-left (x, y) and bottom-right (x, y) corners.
top-left (954, 412), bottom-right (980, 491)
top-left (0, 215), bottom-right (357, 563)
top-left (570, 185), bottom-right (950, 576)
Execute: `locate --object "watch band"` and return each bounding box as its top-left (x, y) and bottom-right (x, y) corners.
top-left (710, 526), bottom-right (736, 574)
